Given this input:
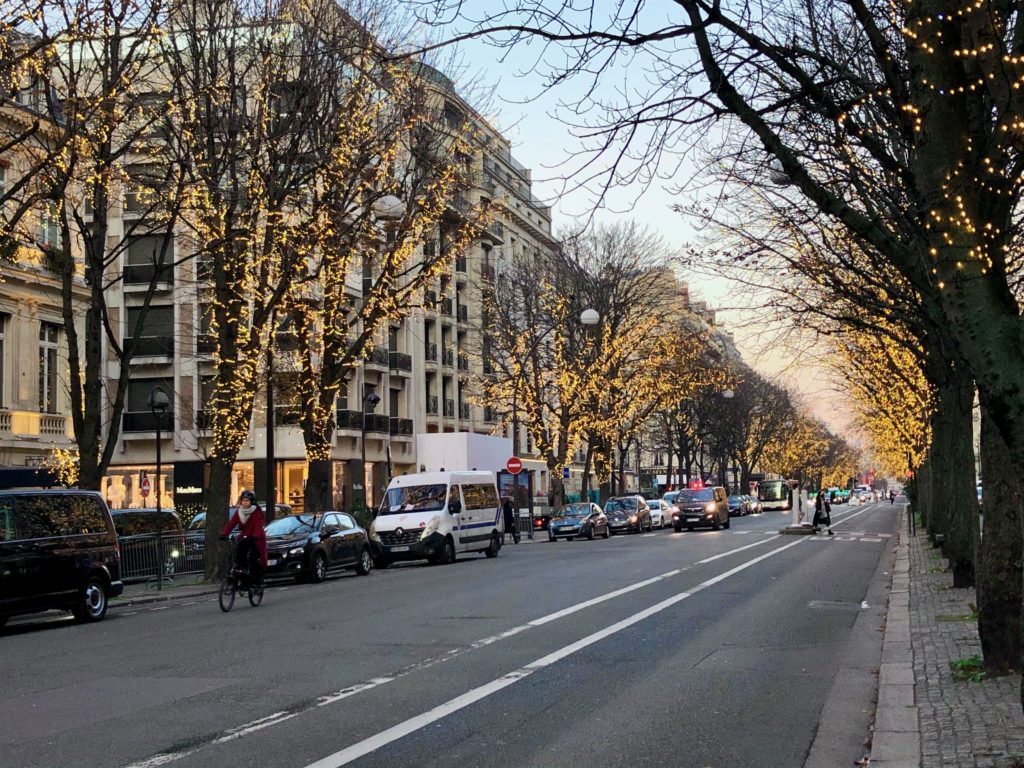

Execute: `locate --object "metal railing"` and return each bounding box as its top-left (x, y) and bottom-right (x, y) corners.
top-left (118, 530), bottom-right (206, 583)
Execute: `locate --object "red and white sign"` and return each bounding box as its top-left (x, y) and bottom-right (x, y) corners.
top-left (140, 475), bottom-right (151, 499)
top-left (506, 457), bottom-right (523, 475)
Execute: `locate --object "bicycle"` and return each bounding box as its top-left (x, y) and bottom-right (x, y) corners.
top-left (218, 537), bottom-right (264, 612)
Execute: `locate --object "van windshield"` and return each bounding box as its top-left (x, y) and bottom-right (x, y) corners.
top-left (381, 484), bottom-right (448, 515)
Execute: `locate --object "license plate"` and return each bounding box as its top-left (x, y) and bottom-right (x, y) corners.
top-left (267, 559), bottom-right (279, 566)
top-left (389, 546), bottom-right (410, 552)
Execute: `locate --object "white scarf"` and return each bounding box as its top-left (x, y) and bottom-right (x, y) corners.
top-left (237, 506), bottom-right (254, 525)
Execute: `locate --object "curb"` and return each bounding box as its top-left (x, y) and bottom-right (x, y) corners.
top-left (110, 585), bottom-right (219, 610)
top-left (869, 504), bottom-right (921, 767)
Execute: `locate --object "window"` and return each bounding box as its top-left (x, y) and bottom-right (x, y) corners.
top-left (68, 495), bottom-right (109, 535)
top-left (38, 322), bottom-right (59, 413)
top-left (126, 306), bottom-right (174, 357)
top-left (123, 378), bottom-right (175, 432)
top-left (125, 234), bottom-right (174, 283)
top-left (461, 483), bottom-right (499, 510)
top-left (38, 201), bottom-right (59, 247)
top-left (334, 513), bottom-right (355, 531)
top-left (14, 495), bottom-right (60, 539)
top-left (0, 499), bottom-right (13, 541)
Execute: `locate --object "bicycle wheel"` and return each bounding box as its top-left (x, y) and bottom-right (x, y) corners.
top-left (218, 578), bottom-right (236, 612)
top-left (248, 584), bottom-right (264, 607)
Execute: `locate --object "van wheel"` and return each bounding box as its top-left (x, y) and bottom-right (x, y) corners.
top-left (484, 533), bottom-right (501, 558)
top-left (355, 548), bottom-right (373, 575)
top-left (72, 576), bottom-right (109, 622)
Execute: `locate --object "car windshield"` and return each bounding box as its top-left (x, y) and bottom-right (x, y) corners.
top-left (648, 501), bottom-right (662, 509)
top-left (604, 498), bottom-right (637, 512)
top-left (663, 492), bottom-right (679, 503)
top-left (381, 484), bottom-right (448, 515)
top-left (677, 489), bottom-right (714, 503)
top-left (187, 513), bottom-right (205, 530)
top-left (728, 496), bottom-right (741, 504)
top-left (265, 515), bottom-right (318, 536)
top-left (558, 504), bottom-right (590, 517)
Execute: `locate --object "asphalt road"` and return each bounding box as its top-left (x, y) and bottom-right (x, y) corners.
top-left (0, 501), bottom-right (899, 768)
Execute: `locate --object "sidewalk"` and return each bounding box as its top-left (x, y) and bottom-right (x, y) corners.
top-left (110, 575), bottom-right (219, 609)
top-left (871, 508), bottom-right (1024, 767)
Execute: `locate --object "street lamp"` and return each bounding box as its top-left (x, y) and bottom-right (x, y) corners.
top-left (148, 385), bottom-right (170, 591)
top-left (361, 390), bottom-right (381, 512)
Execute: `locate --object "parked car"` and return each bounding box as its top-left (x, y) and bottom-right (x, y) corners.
top-left (604, 496), bottom-right (653, 534)
top-left (0, 490), bottom-right (124, 627)
top-left (727, 495), bottom-right (745, 517)
top-left (110, 508), bottom-right (186, 582)
top-left (548, 503), bottom-right (609, 541)
top-left (741, 494), bottom-right (762, 514)
top-left (646, 499), bottom-right (674, 528)
top-left (265, 512), bottom-right (372, 582)
top-left (671, 486), bottom-right (730, 531)
top-left (662, 490), bottom-right (680, 506)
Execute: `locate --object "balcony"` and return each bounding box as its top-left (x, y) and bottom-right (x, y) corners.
top-left (440, 298), bottom-right (453, 316)
top-left (457, 305), bottom-right (469, 323)
top-left (196, 334), bottom-right (216, 355)
top-left (451, 195), bottom-right (471, 214)
top-left (481, 264), bottom-right (496, 281)
top-left (389, 417), bottom-right (414, 437)
top-left (424, 289), bottom-right (437, 307)
top-left (125, 336), bottom-right (174, 358)
top-left (123, 411), bottom-right (176, 432)
top-left (335, 410), bottom-right (360, 430)
top-left (443, 399), bottom-right (455, 418)
top-left (366, 346), bottom-right (389, 368)
top-left (388, 351), bottom-right (412, 372)
top-left (458, 403), bottom-right (470, 420)
top-left (195, 409), bottom-right (213, 430)
top-left (442, 348), bottom-right (454, 367)
top-left (123, 263), bottom-right (174, 286)
top-left (426, 395), bottom-right (439, 415)
top-left (424, 342), bottom-right (438, 362)
top-left (274, 404), bottom-right (302, 425)
top-left (486, 221), bottom-right (505, 240)
top-left (365, 413), bottom-right (390, 434)
top-left (457, 354), bottom-right (470, 371)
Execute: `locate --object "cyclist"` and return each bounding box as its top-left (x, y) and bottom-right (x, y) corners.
top-left (220, 490), bottom-right (268, 584)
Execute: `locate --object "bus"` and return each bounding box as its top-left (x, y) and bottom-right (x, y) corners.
top-left (757, 479), bottom-right (792, 512)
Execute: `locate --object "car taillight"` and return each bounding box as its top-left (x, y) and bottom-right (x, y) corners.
top-left (115, 541), bottom-right (121, 561)
top-left (534, 519), bottom-right (543, 527)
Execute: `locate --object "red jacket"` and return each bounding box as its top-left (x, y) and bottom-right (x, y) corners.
top-left (221, 506), bottom-right (268, 567)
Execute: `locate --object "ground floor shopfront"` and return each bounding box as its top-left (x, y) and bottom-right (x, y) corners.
top-left (101, 456), bottom-right (413, 521)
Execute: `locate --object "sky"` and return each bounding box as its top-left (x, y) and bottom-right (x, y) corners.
top-left (431, 16), bottom-right (858, 436)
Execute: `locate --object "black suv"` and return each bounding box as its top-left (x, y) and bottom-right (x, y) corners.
top-left (0, 490), bottom-right (124, 627)
top-left (672, 487), bottom-right (730, 531)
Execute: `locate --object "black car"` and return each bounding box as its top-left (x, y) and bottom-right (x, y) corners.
top-left (727, 495), bottom-right (744, 517)
top-left (0, 490), bottom-right (124, 627)
top-left (548, 503), bottom-right (609, 541)
top-left (604, 496), bottom-right (653, 534)
top-left (672, 487), bottom-right (730, 531)
top-left (264, 512), bottom-right (372, 583)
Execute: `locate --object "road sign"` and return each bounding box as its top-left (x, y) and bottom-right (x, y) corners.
top-left (506, 457), bottom-right (523, 475)
top-left (562, 467), bottom-right (570, 479)
top-left (140, 475), bottom-right (151, 499)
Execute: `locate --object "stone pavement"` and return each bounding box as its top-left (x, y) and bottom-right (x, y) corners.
top-left (871, 508), bottom-right (1024, 767)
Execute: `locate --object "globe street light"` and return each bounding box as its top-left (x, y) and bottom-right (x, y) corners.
top-left (148, 385), bottom-right (170, 591)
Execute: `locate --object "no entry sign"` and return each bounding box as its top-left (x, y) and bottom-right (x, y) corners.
top-left (506, 457), bottom-right (523, 475)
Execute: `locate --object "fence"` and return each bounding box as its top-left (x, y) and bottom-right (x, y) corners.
top-left (118, 531), bottom-right (206, 583)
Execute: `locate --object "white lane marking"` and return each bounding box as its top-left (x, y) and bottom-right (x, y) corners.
top-left (121, 533), bottom-right (819, 768)
top-left (696, 535), bottom-right (780, 564)
top-left (303, 537), bottom-right (808, 768)
top-left (861, 538), bottom-right (883, 543)
top-left (861, 601), bottom-right (870, 610)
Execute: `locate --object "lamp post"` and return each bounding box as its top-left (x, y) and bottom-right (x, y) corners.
top-left (148, 385), bottom-right (170, 591)
top-left (361, 390), bottom-right (381, 513)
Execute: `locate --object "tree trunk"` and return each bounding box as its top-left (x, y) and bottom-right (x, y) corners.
top-left (581, 439), bottom-right (595, 502)
top-left (977, 405), bottom-right (1022, 673)
top-left (929, 374), bottom-right (977, 587)
top-left (917, 459), bottom-right (932, 532)
top-left (305, 457), bottom-right (334, 514)
top-left (203, 458), bottom-right (234, 580)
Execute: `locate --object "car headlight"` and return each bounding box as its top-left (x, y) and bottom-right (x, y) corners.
top-left (672, 512), bottom-right (679, 518)
top-left (705, 503), bottom-right (716, 512)
top-left (629, 515), bottom-right (638, 522)
top-left (368, 525), bottom-right (379, 542)
top-left (421, 516), bottom-right (441, 539)
top-left (288, 546), bottom-right (304, 556)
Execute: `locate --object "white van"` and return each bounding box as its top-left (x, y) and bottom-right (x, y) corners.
top-left (369, 471), bottom-right (503, 566)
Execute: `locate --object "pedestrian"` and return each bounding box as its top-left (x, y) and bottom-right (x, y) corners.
top-left (502, 497), bottom-right (519, 544)
top-left (812, 491), bottom-right (833, 535)
top-left (889, 489), bottom-right (896, 504)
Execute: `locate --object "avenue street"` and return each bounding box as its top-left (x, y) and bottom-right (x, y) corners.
top-left (1, 503), bottom-right (898, 768)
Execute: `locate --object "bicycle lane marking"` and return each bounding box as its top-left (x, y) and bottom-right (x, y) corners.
top-left (303, 536), bottom-right (809, 768)
top-left (118, 535), bottom-right (802, 768)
